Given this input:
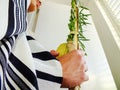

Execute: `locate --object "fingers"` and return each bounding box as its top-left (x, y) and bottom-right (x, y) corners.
top-left (50, 50), bottom-right (59, 57)
top-left (80, 71), bottom-right (89, 82)
top-left (36, 0), bottom-right (41, 8)
top-left (78, 64), bottom-right (88, 84)
top-left (78, 49), bottom-right (85, 56)
top-left (78, 51), bottom-right (89, 84)
top-left (67, 72), bottom-right (89, 88)
top-left (28, 0), bottom-right (41, 12)
top-left (84, 74), bottom-right (89, 81)
top-left (80, 60), bottom-right (88, 71)
top-left (59, 49), bottom-right (89, 88)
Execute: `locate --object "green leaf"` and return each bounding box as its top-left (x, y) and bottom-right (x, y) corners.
top-left (80, 6), bottom-right (89, 10)
top-left (67, 0), bottom-right (91, 55)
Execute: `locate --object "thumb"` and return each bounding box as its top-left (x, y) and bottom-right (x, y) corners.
top-left (50, 50), bottom-right (59, 57)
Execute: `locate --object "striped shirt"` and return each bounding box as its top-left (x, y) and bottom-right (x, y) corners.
top-left (0, 0), bottom-right (62, 90)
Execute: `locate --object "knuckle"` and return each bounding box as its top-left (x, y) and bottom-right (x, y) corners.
top-left (80, 72), bottom-right (88, 81)
top-left (80, 75), bottom-right (85, 81)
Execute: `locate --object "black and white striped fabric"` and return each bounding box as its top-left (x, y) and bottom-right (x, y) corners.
top-left (0, 0), bottom-right (62, 90)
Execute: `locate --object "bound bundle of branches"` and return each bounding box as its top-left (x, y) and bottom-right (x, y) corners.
top-left (56, 0), bottom-right (90, 57)
top-left (56, 0), bottom-right (91, 90)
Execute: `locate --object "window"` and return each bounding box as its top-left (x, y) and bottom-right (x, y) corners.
top-left (99, 0), bottom-right (120, 35)
top-left (104, 0), bottom-right (120, 24)
top-left (97, 0), bottom-right (120, 49)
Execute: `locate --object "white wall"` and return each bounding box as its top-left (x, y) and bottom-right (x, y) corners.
top-left (27, 0), bottom-right (117, 90)
top-left (34, 1), bottom-right (70, 50)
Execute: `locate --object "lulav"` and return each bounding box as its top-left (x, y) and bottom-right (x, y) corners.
top-left (56, 0), bottom-right (90, 90)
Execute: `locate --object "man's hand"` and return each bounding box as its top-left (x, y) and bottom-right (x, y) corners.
top-left (28, 0), bottom-right (41, 12)
top-left (58, 50), bottom-right (88, 88)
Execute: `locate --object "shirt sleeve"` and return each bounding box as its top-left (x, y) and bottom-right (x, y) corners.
top-left (26, 36), bottom-right (63, 89)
